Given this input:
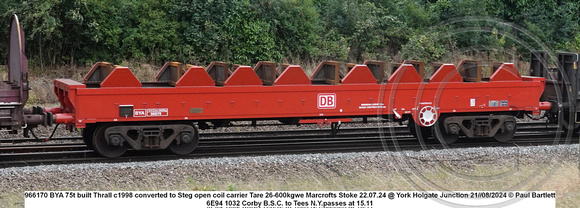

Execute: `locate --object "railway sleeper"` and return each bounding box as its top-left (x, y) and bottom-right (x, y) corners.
top-left (440, 115), bottom-right (516, 143)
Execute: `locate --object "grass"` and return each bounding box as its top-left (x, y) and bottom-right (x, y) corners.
top-left (1, 162), bottom-right (577, 208)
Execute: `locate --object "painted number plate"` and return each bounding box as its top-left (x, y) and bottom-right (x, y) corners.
top-left (133, 108), bottom-right (169, 117)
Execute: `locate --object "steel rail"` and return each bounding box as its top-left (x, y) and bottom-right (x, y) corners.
top-left (0, 122), bottom-right (558, 144)
top-left (0, 126), bottom-right (572, 168)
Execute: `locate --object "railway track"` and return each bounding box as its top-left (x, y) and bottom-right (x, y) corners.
top-left (0, 122), bottom-right (558, 144)
top-left (0, 122), bottom-right (572, 168)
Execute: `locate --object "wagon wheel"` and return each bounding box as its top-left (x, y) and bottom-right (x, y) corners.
top-left (408, 118), bottom-right (432, 140)
top-left (82, 125), bottom-right (96, 149)
top-left (92, 124), bottom-right (127, 158)
top-left (168, 125), bottom-right (199, 155)
top-left (431, 117), bottom-right (459, 145)
top-left (560, 110), bottom-right (579, 135)
top-left (494, 116), bottom-right (517, 142)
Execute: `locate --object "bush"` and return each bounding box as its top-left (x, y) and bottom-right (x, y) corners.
top-left (0, 0), bottom-right (578, 68)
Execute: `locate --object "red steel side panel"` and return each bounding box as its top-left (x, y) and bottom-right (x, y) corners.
top-left (388, 64), bottom-right (422, 83)
top-left (53, 80), bottom-right (544, 128)
top-left (522, 76), bottom-right (546, 96)
top-left (490, 63), bottom-right (522, 81)
top-left (51, 64), bottom-right (546, 128)
top-left (100, 67), bottom-right (142, 88)
top-left (224, 66), bottom-right (262, 86)
top-left (341, 65), bottom-right (377, 84)
top-left (274, 66), bottom-right (311, 85)
top-left (53, 79), bottom-right (85, 126)
top-left (175, 66), bottom-right (215, 87)
top-left (429, 64), bottom-right (463, 83)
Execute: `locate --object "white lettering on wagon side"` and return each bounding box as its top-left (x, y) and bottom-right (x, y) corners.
top-left (359, 103), bottom-right (386, 109)
top-left (133, 108), bottom-right (169, 117)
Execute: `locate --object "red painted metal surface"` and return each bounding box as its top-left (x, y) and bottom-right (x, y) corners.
top-left (490, 63), bottom-right (522, 81)
top-left (175, 66), bottom-right (215, 87)
top-left (539, 101), bottom-right (551, 111)
top-left (341, 65), bottom-right (377, 85)
top-left (388, 64), bottom-right (422, 83)
top-left (50, 62), bottom-right (547, 128)
top-left (53, 79), bottom-right (85, 115)
top-left (274, 66), bottom-right (311, 85)
top-left (54, 113), bottom-right (75, 124)
top-left (429, 64), bottom-right (463, 83)
top-left (224, 66), bottom-right (263, 86)
top-left (100, 67), bottom-right (142, 88)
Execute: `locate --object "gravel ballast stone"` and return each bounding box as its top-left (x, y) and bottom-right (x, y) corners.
top-left (0, 144), bottom-right (577, 193)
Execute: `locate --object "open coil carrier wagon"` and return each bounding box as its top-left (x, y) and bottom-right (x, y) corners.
top-left (48, 60), bottom-right (549, 157)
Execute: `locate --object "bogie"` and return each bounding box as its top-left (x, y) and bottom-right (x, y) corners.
top-left (87, 123), bottom-right (199, 158)
top-left (431, 114), bottom-right (518, 145)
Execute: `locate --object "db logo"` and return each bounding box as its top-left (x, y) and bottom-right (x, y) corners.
top-left (318, 93), bottom-right (336, 109)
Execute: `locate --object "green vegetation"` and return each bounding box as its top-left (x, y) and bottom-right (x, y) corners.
top-left (0, 0), bottom-right (579, 68)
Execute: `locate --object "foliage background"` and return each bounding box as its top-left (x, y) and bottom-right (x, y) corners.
top-left (0, 0), bottom-right (579, 68)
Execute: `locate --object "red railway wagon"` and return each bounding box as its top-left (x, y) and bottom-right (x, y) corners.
top-left (46, 60), bottom-right (549, 158)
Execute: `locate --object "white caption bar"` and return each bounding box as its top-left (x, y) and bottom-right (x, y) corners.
top-left (25, 191), bottom-right (555, 208)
